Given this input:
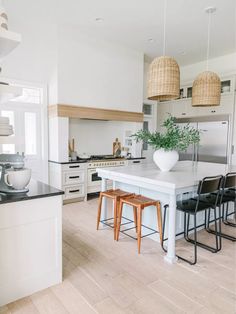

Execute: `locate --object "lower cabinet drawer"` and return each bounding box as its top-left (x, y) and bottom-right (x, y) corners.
top-left (63, 171), bottom-right (85, 185)
top-left (64, 184), bottom-right (84, 199)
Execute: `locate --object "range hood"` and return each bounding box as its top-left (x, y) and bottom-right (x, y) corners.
top-left (49, 104), bottom-right (144, 122)
top-left (0, 82), bottom-right (22, 103)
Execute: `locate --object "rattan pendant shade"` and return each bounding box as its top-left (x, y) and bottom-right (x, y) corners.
top-left (147, 56), bottom-right (180, 101)
top-left (192, 71), bottom-right (221, 107)
top-left (192, 7), bottom-right (221, 107)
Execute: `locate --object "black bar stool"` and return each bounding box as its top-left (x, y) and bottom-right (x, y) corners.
top-left (204, 172), bottom-right (236, 241)
top-left (162, 175), bottom-right (223, 265)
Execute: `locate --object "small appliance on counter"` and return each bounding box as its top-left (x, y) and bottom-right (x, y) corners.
top-left (0, 153), bottom-right (31, 194)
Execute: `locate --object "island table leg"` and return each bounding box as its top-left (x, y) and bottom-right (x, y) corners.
top-left (164, 194), bottom-right (178, 264)
top-left (101, 178), bottom-right (108, 222)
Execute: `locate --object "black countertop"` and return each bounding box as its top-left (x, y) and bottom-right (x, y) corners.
top-left (0, 180), bottom-right (64, 205)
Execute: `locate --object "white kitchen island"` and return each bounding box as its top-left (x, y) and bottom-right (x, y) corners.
top-left (97, 161), bottom-right (235, 264)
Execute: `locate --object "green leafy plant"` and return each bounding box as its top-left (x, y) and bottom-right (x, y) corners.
top-left (132, 114), bottom-right (200, 151)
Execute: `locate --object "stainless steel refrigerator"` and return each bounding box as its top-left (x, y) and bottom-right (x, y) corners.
top-left (175, 115), bottom-right (231, 164)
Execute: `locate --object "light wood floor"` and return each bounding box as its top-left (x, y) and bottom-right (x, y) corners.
top-left (1, 198), bottom-right (236, 314)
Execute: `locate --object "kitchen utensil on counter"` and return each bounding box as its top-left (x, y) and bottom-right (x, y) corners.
top-left (78, 153), bottom-right (91, 160)
top-left (120, 147), bottom-right (129, 157)
top-left (68, 138), bottom-right (76, 156)
top-left (0, 153), bottom-right (31, 193)
top-left (113, 138), bottom-right (121, 157)
top-left (71, 151), bottom-right (78, 161)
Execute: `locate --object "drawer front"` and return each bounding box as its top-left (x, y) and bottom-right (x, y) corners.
top-left (62, 163), bottom-right (87, 171)
top-left (63, 171), bottom-right (85, 185)
top-left (64, 184), bottom-right (84, 199)
top-left (127, 159), bottom-right (145, 165)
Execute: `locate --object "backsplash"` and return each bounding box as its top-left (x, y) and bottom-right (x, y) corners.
top-left (69, 118), bottom-right (142, 156)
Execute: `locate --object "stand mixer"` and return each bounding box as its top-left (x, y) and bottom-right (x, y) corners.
top-left (0, 153), bottom-right (31, 194)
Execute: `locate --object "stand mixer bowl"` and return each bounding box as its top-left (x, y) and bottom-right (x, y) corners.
top-left (5, 168), bottom-right (31, 190)
top-left (0, 153), bottom-right (31, 193)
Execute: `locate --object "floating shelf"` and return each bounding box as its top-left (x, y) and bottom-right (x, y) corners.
top-left (0, 84), bottom-right (22, 103)
top-left (0, 29), bottom-right (21, 59)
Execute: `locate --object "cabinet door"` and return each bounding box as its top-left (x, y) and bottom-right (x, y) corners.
top-left (172, 100), bottom-right (192, 118)
top-left (157, 102), bottom-right (173, 126)
top-left (193, 95), bottom-right (234, 117)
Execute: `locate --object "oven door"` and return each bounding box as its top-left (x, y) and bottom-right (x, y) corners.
top-left (87, 168), bottom-right (112, 193)
top-left (88, 169), bottom-right (101, 186)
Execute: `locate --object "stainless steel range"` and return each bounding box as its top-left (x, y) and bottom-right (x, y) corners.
top-left (87, 155), bottom-right (127, 194)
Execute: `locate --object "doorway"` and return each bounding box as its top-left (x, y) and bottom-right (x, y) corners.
top-left (0, 83), bottom-right (48, 183)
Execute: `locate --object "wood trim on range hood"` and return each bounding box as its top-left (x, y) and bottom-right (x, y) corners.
top-left (48, 104), bottom-right (144, 122)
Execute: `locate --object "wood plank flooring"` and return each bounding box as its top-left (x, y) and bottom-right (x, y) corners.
top-left (1, 198), bottom-right (236, 313)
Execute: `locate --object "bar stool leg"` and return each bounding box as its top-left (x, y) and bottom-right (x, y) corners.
top-left (113, 198), bottom-right (118, 240)
top-left (137, 206), bottom-right (142, 254)
top-left (97, 194), bottom-right (103, 230)
top-left (116, 201), bottom-right (123, 241)
top-left (133, 206), bottom-right (138, 233)
top-left (156, 201), bottom-right (163, 243)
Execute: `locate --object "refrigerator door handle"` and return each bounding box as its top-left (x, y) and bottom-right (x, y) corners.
top-left (192, 144), bottom-right (195, 162)
top-left (195, 143), bottom-right (199, 162)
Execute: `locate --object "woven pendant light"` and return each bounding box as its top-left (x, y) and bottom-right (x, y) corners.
top-left (147, 0), bottom-right (180, 101)
top-left (192, 71), bottom-right (221, 106)
top-left (192, 7), bottom-right (221, 107)
top-left (148, 56), bottom-right (180, 101)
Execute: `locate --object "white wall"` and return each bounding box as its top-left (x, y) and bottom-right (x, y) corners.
top-left (1, 21), bottom-right (144, 114)
top-left (56, 25), bottom-right (144, 112)
top-left (180, 52), bottom-right (236, 83)
top-left (0, 21), bottom-right (57, 85)
top-left (69, 118), bottom-right (142, 156)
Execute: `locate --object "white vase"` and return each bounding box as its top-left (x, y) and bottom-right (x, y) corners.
top-left (153, 149), bottom-right (179, 172)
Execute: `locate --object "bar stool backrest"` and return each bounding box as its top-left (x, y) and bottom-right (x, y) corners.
top-left (224, 172), bottom-right (236, 189)
top-left (197, 175), bottom-right (223, 195)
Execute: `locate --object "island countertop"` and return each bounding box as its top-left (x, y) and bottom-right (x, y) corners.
top-left (97, 161), bottom-right (236, 192)
top-left (0, 180), bottom-right (64, 205)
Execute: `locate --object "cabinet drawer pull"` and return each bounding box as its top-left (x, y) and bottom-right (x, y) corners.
top-left (211, 110), bottom-right (216, 113)
top-left (181, 113), bottom-right (186, 116)
top-left (69, 189), bottom-right (80, 193)
top-left (133, 160), bottom-right (140, 164)
top-left (69, 165), bottom-right (80, 168)
top-left (69, 175), bottom-right (80, 179)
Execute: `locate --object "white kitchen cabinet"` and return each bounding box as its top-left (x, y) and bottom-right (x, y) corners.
top-left (193, 94), bottom-right (234, 117)
top-left (49, 161), bottom-right (87, 203)
top-left (172, 99), bottom-right (192, 118)
top-left (169, 94), bottom-right (234, 118)
top-left (158, 90), bottom-right (235, 122)
top-left (157, 102), bottom-right (174, 130)
top-left (157, 76), bottom-right (235, 120)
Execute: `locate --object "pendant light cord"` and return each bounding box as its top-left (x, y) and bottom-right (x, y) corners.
top-left (163, 0), bottom-right (167, 56)
top-left (206, 10), bottom-right (212, 71)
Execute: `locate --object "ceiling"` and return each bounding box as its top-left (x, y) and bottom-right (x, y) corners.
top-left (5, 0), bottom-right (236, 65)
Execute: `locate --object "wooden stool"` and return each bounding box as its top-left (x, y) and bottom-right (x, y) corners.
top-left (97, 189), bottom-right (134, 239)
top-left (116, 194), bottom-right (162, 253)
